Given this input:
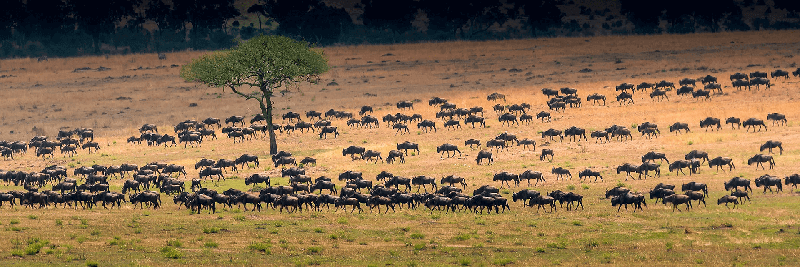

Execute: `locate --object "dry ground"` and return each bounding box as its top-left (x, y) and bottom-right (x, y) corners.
top-left (0, 30), bottom-right (799, 266)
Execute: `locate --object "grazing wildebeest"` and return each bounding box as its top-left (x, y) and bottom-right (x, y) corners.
top-left (755, 175), bottom-right (782, 193)
top-left (767, 113), bottom-right (786, 126)
top-left (298, 157), bottom-right (316, 167)
top-left (668, 160), bottom-right (694, 176)
top-left (742, 118), bottom-right (767, 132)
top-left (512, 189), bottom-right (540, 203)
top-left (465, 139), bottom-right (481, 149)
top-left (717, 196), bottom-right (739, 209)
top-left (616, 92), bottom-right (634, 105)
top-left (318, 126), bottom-right (339, 139)
top-left (139, 124), bottom-right (158, 133)
top-left (411, 176), bottom-right (437, 193)
top-left (493, 172), bottom-right (519, 188)
top-left (684, 150), bottom-right (709, 163)
top-left (476, 150), bottom-right (493, 165)
top-left (699, 117), bottom-right (720, 131)
top-left (732, 79), bottom-right (750, 90)
top-left (725, 117), bottom-right (741, 129)
top-left (215, 159), bottom-right (237, 172)
top-left (363, 150), bottom-right (382, 163)
top-left (578, 169), bottom-right (602, 182)
top-left (444, 119), bottom-right (461, 130)
top-left (748, 154), bottom-right (774, 170)
top-left (708, 157), bottom-right (735, 171)
top-left (487, 92), bottom-right (506, 102)
top-left (358, 105), bottom-right (373, 116)
top-left (732, 73), bottom-right (749, 81)
top-left (517, 138), bottom-right (535, 150)
top-left (464, 115), bottom-right (486, 128)
top-left (540, 148), bottom-right (553, 161)
top-left (384, 150), bottom-right (405, 164)
top-left (642, 151), bottom-right (669, 164)
top-left (681, 182), bottom-right (708, 197)
top-left (637, 162), bottom-right (661, 179)
top-left (536, 111), bottom-right (551, 122)
top-left (273, 156), bottom-right (296, 167)
top-left (391, 123), bottom-right (410, 135)
top-left (724, 177), bottom-right (751, 192)
top-left (586, 93), bottom-right (606, 105)
top-left (760, 140), bottom-right (783, 155)
top-left (548, 101), bottom-right (565, 111)
top-left (199, 167), bottom-right (224, 181)
top-left (436, 143), bottom-right (461, 158)
top-left (663, 194), bottom-right (692, 212)
top-left (235, 154), bottom-right (259, 169)
top-left (417, 120), bottom-right (437, 133)
top-left (396, 100), bottom-right (414, 110)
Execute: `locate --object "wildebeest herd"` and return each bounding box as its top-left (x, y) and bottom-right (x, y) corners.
top-left (0, 70), bottom-right (796, 215)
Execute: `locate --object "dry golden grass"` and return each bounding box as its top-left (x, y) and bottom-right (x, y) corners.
top-left (0, 30), bottom-right (799, 266)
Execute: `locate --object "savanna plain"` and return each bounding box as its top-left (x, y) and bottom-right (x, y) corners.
top-left (0, 30), bottom-right (800, 266)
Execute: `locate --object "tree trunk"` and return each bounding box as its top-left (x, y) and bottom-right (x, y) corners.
top-left (259, 93), bottom-right (278, 155)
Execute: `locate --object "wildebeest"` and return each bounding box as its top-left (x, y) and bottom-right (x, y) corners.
top-left (755, 175), bottom-right (782, 193)
top-left (541, 88), bottom-right (559, 97)
top-left (429, 96), bottom-right (448, 106)
top-left (300, 157), bottom-right (316, 166)
top-left (563, 126), bottom-right (587, 142)
top-left (464, 115), bottom-right (486, 128)
top-left (725, 117), bottom-right (741, 129)
top-left (730, 72), bottom-right (748, 81)
top-left (724, 177), bottom-right (751, 192)
top-left (475, 150), bottom-right (493, 165)
top-left (578, 169), bottom-right (602, 182)
top-left (417, 120), bottom-right (437, 133)
top-left (676, 85), bottom-right (694, 96)
top-left (616, 83), bottom-right (634, 93)
top-left (199, 167), bottom-right (224, 181)
top-left (747, 154), bottom-right (774, 170)
top-left (537, 111), bottom-right (551, 122)
top-left (273, 156), bottom-right (296, 167)
top-left (363, 150), bottom-right (383, 163)
top-left (717, 196), bottom-right (739, 209)
top-left (436, 143), bottom-right (461, 158)
top-left (306, 110), bottom-right (322, 120)
top-left (699, 117), bottom-right (720, 131)
top-left (121, 180), bottom-right (141, 194)
top-left (493, 172), bottom-right (519, 188)
top-left (517, 138), bottom-right (535, 150)
top-left (704, 82), bottom-right (722, 93)
top-left (215, 159), bottom-right (237, 172)
top-left (396, 100), bottom-right (414, 110)
top-left (760, 140), bottom-right (783, 155)
top-left (235, 154), bottom-right (259, 169)
top-left (465, 139), bottom-right (481, 149)
top-left (655, 80), bottom-right (675, 90)
top-left (642, 151), bottom-right (669, 164)
top-left (784, 174), bottom-right (800, 189)
top-left (591, 131), bottom-right (609, 143)
top-left (539, 148), bottom-right (553, 161)
top-left (636, 82), bottom-right (655, 92)
top-left (541, 128), bottom-right (562, 142)
top-left (766, 113), bottom-right (786, 126)
top-left (679, 78), bottom-right (696, 86)
top-left (663, 194), bottom-right (692, 212)
top-left (650, 89), bottom-right (669, 101)
top-left (444, 119), bottom-right (461, 130)
top-left (396, 141), bottom-right (419, 156)
top-left (487, 92), bottom-right (506, 102)
top-left (498, 113), bottom-right (518, 126)
top-left (616, 92), bottom-right (633, 105)
top-left (684, 150), bottom-right (709, 163)
top-left (319, 126), bottom-right (339, 139)
top-left (749, 77), bottom-right (771, 90)
top-left (648, 188), bottom-right (675, 202)
top-left (681, 182), bottom-right (708, 196)
top-left (551, 167), bottom-right (571, 180)
top-left (732, 79), bottom-right (750, 90)
top-left (586, 93), bottom-right (606, 105)
top-left (225, 116), bottom-right (245, 126)
top-left (692, 89), bottom-right (710, 100)
top-left (611, 192), bottom-right (646, 212)
top-left (701, 75), bottom-right (717, 84)
top-left (342, 146), bottom-right (366, 159)
top-left (708, 156), bottom-right (735, 171)
top-left (668, 122), bottom-right (689, 134)
top-left (742, 118), bottom-right (767, 132)
top-left (668, 160), bottom-right (694, 176)
top-left (486, 139), bottom-right (506, 151)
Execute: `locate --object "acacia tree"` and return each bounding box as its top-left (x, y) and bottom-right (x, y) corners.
top-left (180, 35), bottom-right (329, 154)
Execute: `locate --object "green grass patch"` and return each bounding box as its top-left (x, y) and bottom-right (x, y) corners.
top-left (160, 246), bottom-right (182, 259)
top-left (248, 241), bottom-right (272, 254)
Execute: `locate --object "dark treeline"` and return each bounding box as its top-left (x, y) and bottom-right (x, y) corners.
top-left (1, 0), bottom-right (800, 59)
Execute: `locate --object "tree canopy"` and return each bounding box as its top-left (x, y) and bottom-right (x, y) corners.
top-left (180, 35), bottom-right (329, 154)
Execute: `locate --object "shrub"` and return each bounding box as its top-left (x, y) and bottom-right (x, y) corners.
top-left (248, 241), bottom-right (272, 254)
top-left (203, 227), bottom-right (220, 234)
top-left (410, 233), bottom-right (425, 239)
top-left (204, 241), bottom-right (219, 248)
top-left (166, 239), bottom-right (182, 248)
top-left (307, 246), bottom-right (323, 254)
top-left (160, 246), bottom-right (182, 259)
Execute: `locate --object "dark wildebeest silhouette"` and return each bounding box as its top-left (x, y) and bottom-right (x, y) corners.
top-left (396, 100), bottom-right (414, 110)
top-left (747, 154), bottom-right (774, 170)
top-left (699, 117), bottom-right (721, 131)
top-left (701, 75), bottom-right (717, 84)
top-left (708, 157), bottom-right (735, 171)
top-left (342, 146), bottom-right (366, 160)
top-left (766, 113), bottom-right (786, 126)
top-left (578, 169), bottom-right (602, 182)
top-left (755, 175), bottom-right (782, 194)
top-left (760, 140), bottom-right (783, 155)
top-left (586, 93), bottom-right (606, 105)
top-left (541, 88), bottom-right (559, 97)
top-left (725, 117), bottom-right (741, 129)
top-left (616, 92), bottom-right (633, 105)
top-left (724, 177), bottom-right (751, 192)
top-left (742, 118), bottom-right (767, 132)
top-left (437, 143), bottom-right (461, 158)
top-left (396, 141), bottom-right (419, 155)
